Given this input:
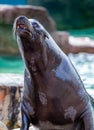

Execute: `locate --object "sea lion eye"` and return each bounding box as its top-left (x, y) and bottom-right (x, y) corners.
top-left (32, 22), bottom-right (39, 28)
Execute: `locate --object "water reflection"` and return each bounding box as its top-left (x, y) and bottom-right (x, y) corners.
top-left (69, 53), bottom-right (94, 97)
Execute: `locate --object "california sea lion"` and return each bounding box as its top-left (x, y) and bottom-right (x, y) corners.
top-left (14, 16), bottom-right (94, 130)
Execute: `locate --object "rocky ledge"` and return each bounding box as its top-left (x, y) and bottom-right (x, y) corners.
top-left (0, 73), bottom-right (94, 130)
top-left (0, 4), bottom-right (55, 34)
top-left (0, 74), bottom-right (23, 129)
top-left (56, 31), bottom-right (94, 54)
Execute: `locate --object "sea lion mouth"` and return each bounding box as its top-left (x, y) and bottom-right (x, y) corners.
top-left (17, 23), bottom-right (29, 30)
top-left (14, 16), bottom-right (48, 41)
top-left (16, 23), bottom-right (31, 34)
top-left (14, 16), bottom-right (33, 37)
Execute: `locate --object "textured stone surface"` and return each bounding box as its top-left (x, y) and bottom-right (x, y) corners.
top-left (0, 5), bottom-right (55, 34)
top-left (56, 31), bottom-right (94, 54)
top-left (69, 36), bottom-right (94, 54)
top-left (0, 74), bottom-right (23, 129)
top-left (0, 5), bottom-right (94, 54)
top-left (0, 71), bottom-right (94, 130)
top-left (56, 31), bottom-right (70, 54)
top-left (0, 74), bottom-right (23, 87)
top-left (0, 121), bottom-right (8, 130)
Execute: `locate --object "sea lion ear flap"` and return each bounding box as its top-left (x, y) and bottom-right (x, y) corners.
top-left (44, 33), bottom-right (49, 39)
top-left (43, 30), bottom-right (49, 39)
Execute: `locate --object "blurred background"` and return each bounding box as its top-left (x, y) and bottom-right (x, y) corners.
top-left (0, 0), bottom-right (94, 95)
top-left (29, 0), bottom-right (94, 30)
top-left (0, 1), bottom-right (94, 129)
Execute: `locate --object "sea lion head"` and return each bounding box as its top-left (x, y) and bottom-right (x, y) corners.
top-left (14, 16), bottom-right (48, 51)
top-left (13, 16), bottom-right (48, 71)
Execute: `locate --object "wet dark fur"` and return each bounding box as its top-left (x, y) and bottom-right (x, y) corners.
top-left (14, 16), bottom-right (94, 130)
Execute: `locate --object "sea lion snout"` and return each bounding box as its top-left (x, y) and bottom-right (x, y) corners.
top-left (15, 16), bottom-right (29, 26)
top-left (13, 16), bottom-right (33, 37)
top-left (17, 16), bottom-right (28, 21)
top-left (14, 16), bottom-right (48, 40)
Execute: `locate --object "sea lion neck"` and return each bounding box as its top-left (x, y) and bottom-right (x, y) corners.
top-left (22, 46), bottom-right (61, 77)
top-left (24, 51), bottom-right (46, 73)
top-left (14, 16), bottom-right (61, 72)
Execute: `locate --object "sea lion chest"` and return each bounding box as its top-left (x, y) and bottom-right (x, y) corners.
top-left (28, 55), bottom-right (88, 124)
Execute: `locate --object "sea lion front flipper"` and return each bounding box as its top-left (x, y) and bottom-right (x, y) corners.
top-left (20, 70), bottom-right (37, 130)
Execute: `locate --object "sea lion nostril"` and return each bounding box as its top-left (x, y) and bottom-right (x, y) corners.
top-left (16, 16), bottom-right (28, 26)
top-left (18, 16), bottom-right (26, 21)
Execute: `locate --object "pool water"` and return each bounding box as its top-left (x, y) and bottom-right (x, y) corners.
top-left (69, 53), bottom-right (94, 88)
top-left (0, 55), bottom-right (24, 74)
top-left (0, 53), bottom-right (94, 89)
top-left (69, 27), bottom-right (94, 39)
top-left (69, 53), bottom-right (94, 97)
top-left (0, 53), bottom-right (94, 97)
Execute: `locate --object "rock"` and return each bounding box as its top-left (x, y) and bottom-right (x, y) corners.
top-left (56, 31), bottom-right (94, 54)
top-left (0, 5), bottom-right (56, 34)
top-left (0, 121), bottom-right (8, 130)
top-left (56, 31), bottom-right (70, 54)
top-left (0, 74), bottom-right (23, 129)
top-left (1, 4), bottom-right (94, 54)
top-left (0, 74), bottom-right (23, 87)
top-left (0, 73), bottom-right (75, 130)
top-left (0, 5), bottom-right (57, 55)
top-left (69, 36), bottom-right (94, 54)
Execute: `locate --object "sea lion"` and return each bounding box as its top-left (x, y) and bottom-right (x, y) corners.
top-left (13, 16), bottom-right (94, 130)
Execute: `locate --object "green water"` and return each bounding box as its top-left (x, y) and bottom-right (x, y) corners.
top-left (69, 53), bottom-right (94, 97)
top-left (69, 53), bottom-right (94, 88)
top-left (69, 27), bottom-right (94, 39)
top-left (0, 55), bottom-right (24, 74)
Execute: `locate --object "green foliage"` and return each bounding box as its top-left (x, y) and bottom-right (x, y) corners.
top-left (28, 0), bottom-right (94, 29)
